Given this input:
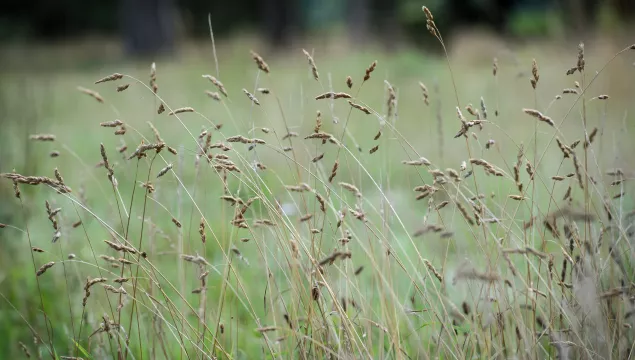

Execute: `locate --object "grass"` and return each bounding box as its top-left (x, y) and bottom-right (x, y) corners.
top-left (1, 13), bottom-right (635, 359)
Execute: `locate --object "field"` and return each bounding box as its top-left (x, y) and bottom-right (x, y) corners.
top-left (1, 20), bottom-right (635, 359)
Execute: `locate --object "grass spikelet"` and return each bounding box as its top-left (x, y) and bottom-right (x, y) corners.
top-left (100, 119), bottom-right (123, 128)
top-left (363, 60), bottom-right (377, 82)
top-left (318, 251), bottom-right (352, 266)
top-left (168, 107), bottom-right (195, 115)
top-left (242, 89), bottom-right (260, 105)
top-left (572, 153), bottom-right (584, 189)
top-left (584, 127), bottom-right (598, 149)
top-left (315, 92), bottom-right (352, 100)
top-left (531, 59), bottom-right (539, 88)
top-left (172, 218), bottom-right (182, 228)
top-left (95, 73), bottom-right (123, 84)
top-left (346, 76), bottom-right (353, 88)
top-left (77, 86), bottom-right (104, 103)
top-left (205, 90), bottom-right (221, 101)
top-left (508, 195), bottom-right (525, 201)
top-left (329, 160), bottom-right (339, 183)
top-left (116, 84), bottom-right (130, 92)
top-left (402, 157), bottom-right (431, 166)
top-left (18, 341), bottom-right (31, 358)
top-left (202, 75), bottom-right (228, 97)
top-left (316, 193), bottom-right (326, 212)
top-left (369, 145), bottom-right (379, 154)
top-left (156, 164), bottom-right (172, 178)
top-left (522, 108), bottom-right (554, 126)
top-left (456, 200), bottom-right (475, 226)
top-left (157, 103), bottom-right (165, 114)
top-left (302, 49), bottom-right (319, 80)
top-left (250, 51), bottom-right (270, 73)
top-left (419, 82), bottom-right (429, 105)
top-left (424, 259), bottom-right (443, 283)
top-left (299, 213), bottom-right (313, 222)
top-left (311, 153), bottom-right (324, 163)
top-left (339, 182), bottom-right (362, 198)
top-left (577, 42), bottom-right (585, 72)
top-left (556, 137), bottom-right (572, 158)
top-left (36, 261), bottom-right (55, 276)
top-left (29, 134), bottom-right (56, 141)
top-left (435, 201), bottom-right (449, 210)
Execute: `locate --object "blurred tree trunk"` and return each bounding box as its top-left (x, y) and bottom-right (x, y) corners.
top-left (347, 0), bottom-right (370, 47)
top-left (375, 0), bottom-right (399, 50)
top-left (560, 0), bottom-right (599, 33)
top-left (120, 0), bottom-right (176, 56)
top-left (263, 0), bottom-right (299, 48)
top-left (613, 0), bottom-right (635, 21)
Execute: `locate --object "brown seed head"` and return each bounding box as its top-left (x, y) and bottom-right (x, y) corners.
top-left (95, 73), bottom-right (124, 84)
top-left (250, 51), bottom-right (270, 73)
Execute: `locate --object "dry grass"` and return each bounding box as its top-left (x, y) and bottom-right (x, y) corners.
top-left (0, 10), bottom-right (635, 360)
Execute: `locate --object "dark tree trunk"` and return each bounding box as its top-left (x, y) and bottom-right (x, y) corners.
top-left (120, 0), bottom-right (176, 57)
top-left (263, 0), bottom-right (299, 49)
top-left (347, 0), bottom-right (370, 47)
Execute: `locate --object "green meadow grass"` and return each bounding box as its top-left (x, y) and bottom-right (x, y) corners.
top-left (1, 30), bottom-right (634, 359)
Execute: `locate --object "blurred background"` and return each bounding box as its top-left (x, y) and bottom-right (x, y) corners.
top-left (1, 0), bottom-right (635, 358)
top-left (1, 0), bottom-right (635, 60)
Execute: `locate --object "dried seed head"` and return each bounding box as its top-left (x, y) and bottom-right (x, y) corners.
top-left (36, 261), bottom-right (55, 276)
top-left (168, 107), bottom-right (195, 115)
top-left (157, 103), bottom-right (165, 114)
top-left (77, 86), bottom-right (104, 103)
top-left (95, 73), bottom-right (124, 84)
top-left (584, 127), bottom-right (598, 149)
top-left (424, 259), bottom-right (443, 283)
top-left (531, 59), bottom-right (539, 85)
top-left (363, 60), bottom-right (377, 82)
top-left (205, 90), bottom-right (221, 101)
top-left (419, 82), bottom-right (429, 105)
top-left (348, 101), bottom-right (371, 114)
top-left (202, 75), bottom-right (228, 97)
top-left (522, 108), bottom-right (554, 127)
top-left (116, 84), bottom-right (130, 92)
top-left (30, 134), bottom-right (56, 141)
top-left (577, 42), bottom-right (585, 72)
top-left (315, 92), bottom-right (352, 100)
top-left (100, 119), bottom-right (124, 128)
top-left (346, 76), bottom-right (353, 88)
top-left (242, 89), bottom-right (260, 105)
top-left (339, 182), bottom-right (362, 198)
top-left (157, 164), bottom-right (173, 178)
top-left (302, 49), bottom-right (319, 80)
top-left (250, 51), bottom-right (270, 73)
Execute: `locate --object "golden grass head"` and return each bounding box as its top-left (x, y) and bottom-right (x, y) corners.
top-left (302, 49), bottom-right (319, 81)
top-left (77, 86), bottom-right (104, 103)
top-left (250, 50), bottom-right (270, 73)
top-left (363, 60), bottom-right (377, 82)
top-left (95, 73), bottom-right (124, 84)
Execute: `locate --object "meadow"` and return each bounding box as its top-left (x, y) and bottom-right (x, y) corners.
top-left (1, 10), bottom-right (635, 359)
